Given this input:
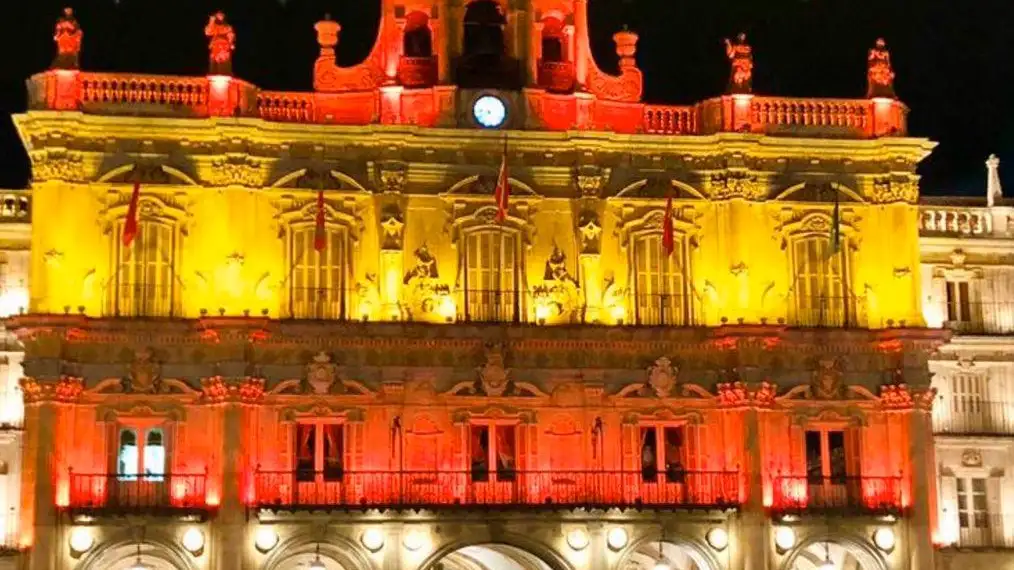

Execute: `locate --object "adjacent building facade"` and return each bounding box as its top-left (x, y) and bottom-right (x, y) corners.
top-left (2, 2), bottom-right (970, 570)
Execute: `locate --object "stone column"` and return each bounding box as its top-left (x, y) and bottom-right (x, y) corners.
top-left (907, 407), bottom-right (936, 570)
top-left (25, 402), bottom-right (57, 570)
top-left (214, 403), bottom-right (245, 570)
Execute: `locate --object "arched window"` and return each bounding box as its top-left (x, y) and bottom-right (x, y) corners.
top-left (288, 225), bottom-right (349, 320)
top-left (116, 427), bottom-right (166, 482)
top-left (110, 219), bottom-right (177, 317)
top-left (462, 229), bottom-right (519, 322)
top-left (463, 0), bottom-right (505, 58)
top-left (403, 12), bottom-right (433, 58)
top-left (789, 235), bottom-right (855, 327)
top-left (630, 233), bottom-right (690, 326)
top-left (540, 17), bottom-right (565, 63)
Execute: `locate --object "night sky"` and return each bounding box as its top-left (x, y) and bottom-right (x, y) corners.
top-left (1, 0), bottom-right (1011, 196)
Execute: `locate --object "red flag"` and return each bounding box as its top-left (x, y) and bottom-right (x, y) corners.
top-left (662, 196), bottom-right (675, 256)
top-left (314, 189), bottom-right (326, 251)
top-left (122, 182), bottom-right (141, 248)
top-left (494, 151), bottom-right (509, 223)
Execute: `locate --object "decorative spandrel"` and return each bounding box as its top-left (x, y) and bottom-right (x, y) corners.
top-left (52, 7), bottom-right (83, 70)
top-left (724, 33), bottom-right (753, 94)
top-left (866, 38), bottom-right (896, 99)
top-left (205, 12), bottom-right (236, 75)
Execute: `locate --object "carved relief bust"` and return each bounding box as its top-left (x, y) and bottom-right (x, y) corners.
top-left (126, 348), bottom-right (161, 393)
top-left (478, 343), bottom-right (510, 397)
top-left (647, 356), bottom-right (678, 398)
top-left (961, 448), bottom-right (984, 468)
top-left (811, 358), bottom-right (843, 400)
top-left (305, 351), bottom-right (340, 395)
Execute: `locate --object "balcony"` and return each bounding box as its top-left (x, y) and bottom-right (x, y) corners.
top-left (537, 61), bottom-right (576, 93)
top-left (253, 470), bottom-right (741, 511)
top-left (287, 287), bottom-right (348, 320)
top-left (461, 289), bottom-right (520, 324)
top-left (629, 293), bottom-right (695, 326)
top-left (771, 476), bottom-right (904, 515)
top-left (787, 295), bottom-right (868, 328)
top-left (0, 509), bottom-right (22, 556)
top-left (940, 303), bottom-right (1014, 335)
top-left (399, 56), bottom-right (438, 88)
top-left (942, 514), bottom-right (1014, 549)
top-left (107, 283), bottom-right (176, 318)
top-left (67, 472), bottom-right (210, 516)
top-left (934, 400), bottom-right (1014, 436)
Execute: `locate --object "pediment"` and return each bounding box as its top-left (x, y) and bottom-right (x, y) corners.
top-left (97, 163), bottom-right (198, 186)
top-left (773, 183), bottom-right (864, 203)
top-left (270, 168), bottom-right (368, 192)
top-left (444, 175), bottom-right (539, 197)
top-left (614, 178), bottom-right (704, 200)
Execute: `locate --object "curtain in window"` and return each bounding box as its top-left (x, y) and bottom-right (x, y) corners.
top-left (495, 425), bottom-right (516, 480)
top-left (118, 429), bottom-right (138, 480)
top-left (470, 425), bottom-right (490, 481)
top-left (296, 424), bottom-right (315, 481)
top-left (323, 424), bottom-right (344, 481)
top-left (143, 429), bottom-right (165, 481)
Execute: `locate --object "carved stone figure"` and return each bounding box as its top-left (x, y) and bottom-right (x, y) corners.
top-left (543, 246), bottom-right (576, 284)
top-left (647, 356), bottom-right (678, 398)
top-left (53, 7), bottom-right (83, 70)
top-left (577, 211), bottom-right (602, 254)
top-left (205, 12), bottom-right (236, 75)
top-left (305, 351), bottom-right (340, 395)
top-left (404, 245), bottom-right (439, 284)
top-left (724, 33), bottom-right (753, 94)
top-left (478, 343), bottom-right (510, 397)
top-left (126, 348), bottom-right (161, 393)
top-left (866, 38), bottom-right (896, 99)
top-left (811, 358), bottom-right (844, 399)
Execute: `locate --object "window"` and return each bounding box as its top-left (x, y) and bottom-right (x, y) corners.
top-left (790, 236), bottom-right (853, 327)
top-left (957, 478), bottom-right (989, 530)
top-left (540, 17), bottom-right (565, 63)
top-left (631, 234), bottom-right (689, 325)
top-left (463, 0), bottom-right (505, 57)
top-left (111, 220), bottom-right (176, 317)
top-left (462, 230), bottom-right (519, 322)
top-left (403, 13), bottom-right (433, 58)
top-left (951, 373), bottom-right (986, 430)
top-left (640, 426), bottom-right (686, 483)
top-left (116, 427), bottom-right (165, 481)
top-left (289, 226), bottom-right (348, 319)
top-left (470, 424), bottom-right (516, 482)
top-left (295, 423), bottom-right (344, 482)
top-left (805, 429), bottom-right (849, 483)
top-left (946, 281), bottom-right (974, 323)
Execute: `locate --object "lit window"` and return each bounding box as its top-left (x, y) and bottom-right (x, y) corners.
top-left (945, 281), bottom-right (977, 326)
top-left (639, 426), bottom-right (686, 483)
top-left (117, 427), bottom-right (166, 482)
top-left (111, 220), bottom-right (176, 317)
top-left (957, 478), bottom-right (989, 530)
top-left (462, 230), bottom-right (519, 322)
top-left (117, 429), bottom-right (138, 479)
top-left (789, 236), bottom-right (856, 327)
top-left (631, 234), bottom-right (690, 325)
top-left (470, 424), bottom-right (516, 482)
top-left (289, 226), bottom-right (348, 319)
top-left (144, 429), bottom-right (165, 481)
top-left (295, 423), bottom-right (344, 482)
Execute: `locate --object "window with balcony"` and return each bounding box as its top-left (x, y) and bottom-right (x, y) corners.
top-left (957, 477), bottom-right (990, 533)
top-left (631, 233), bottom-right (690, 326)
top-left (462, 229), bottom-right (519, 322)
top-left (470, 424), bottom-right (516, 482)
top-left (640, 426), bottom-right (686, 483)
top-left (288, 226), bottom-right (348, 320)
top-left (789, 236), bottom-right (856, 327)
top-left (946, 281), bottom-right (973, 322)
top-left (110, 220), bottom-right (177, 317)
top-left (295, 423), bottom-right (344, 482)
top-left (116, 427), bottom-right (166, 482)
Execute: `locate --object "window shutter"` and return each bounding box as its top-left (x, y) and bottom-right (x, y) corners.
top-left (789, 424), bottom-right (805, 476)
top-left (845, 426), bottom-right (862, 477)
top-left (939, 475), bottom-right (959, 543)
top-left (988, 477), bottom-right (1003, 546)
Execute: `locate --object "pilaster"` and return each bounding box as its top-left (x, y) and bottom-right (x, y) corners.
top-left (907, 407), bottom-right (936, 570)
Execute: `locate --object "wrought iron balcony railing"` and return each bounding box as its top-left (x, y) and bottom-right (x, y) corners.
top-left (771, 475), bottom-right (903, 514)
top-left (67, 472), bottom-right (209, 514)
top-left (287, 287), bottom-right (349, 320)
top-left (107, 283), bottom-right (177, 318)
top-left (938, 302), bottom-right (1014, 335)
top-left (629, 293), bottom-right (695, 326)
top-left (933, 400), bottom-right (1014, 436)
top-left (943, 513), bottom-right (1014, 549)
top-left (787, 295), bottom-right (868, 328)
top-left (253, 469), bottom-right (741, 511)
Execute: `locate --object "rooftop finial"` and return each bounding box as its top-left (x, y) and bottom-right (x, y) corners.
top-left (987, 154), bottom-right (1003, 207)
top-left (52, 7), bottom-right (83, 70)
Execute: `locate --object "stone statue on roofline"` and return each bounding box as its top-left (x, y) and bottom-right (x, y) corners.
top-left (53, 7), bottom-right (83, 70)
top-left (205, 12), bottom-right (236, 76)
top-left (724, 33), bottom-right (753, 94)
top-left (866, 38), bottom-right (896, 99)
top-left (987, 154), bottom-right (1003, 208)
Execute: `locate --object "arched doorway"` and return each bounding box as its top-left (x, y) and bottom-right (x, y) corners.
top-left (424, 542), bottom-right (568, 570)
top-left (78, 541), bottom-right (194, 570)
top-left (263, 535), bottom-right (374, 570)
top-left (783, 538), bottom-right (887, 570)
top-left (622, 539), bottom-right (718, 570)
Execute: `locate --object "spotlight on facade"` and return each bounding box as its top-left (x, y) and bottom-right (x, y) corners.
top-left (607, 527), bottom-right (629, 551)
top-left (255, 527), bottom-right (279, 553)
top-left (774, 526), bottom-right (796, 552)
top-left (308, 555), bottom-right (326, 570)
top-left (69, 527), bottom-right (95, 554)
top-left (361, 528), bottom-right (385, 552)
top-left (706, 528), bottom-right (729, 551)
top-left (873, 527), bottom-right (896, 552)
top-left (566, 528), bottom-right (590, 551)
top-left (403, 530), bottom-right (425, 552)
top-left (182, 527), bottom-right (205, 555)
top-left (652, 561), bottom-right (670, 570)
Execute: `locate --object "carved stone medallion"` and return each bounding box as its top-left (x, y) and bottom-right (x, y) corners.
top-left (811, 358), bottom-right (843, 400)
top-left (647, 357), bottom-right (678, 398)
top-left (478, 343), bottom-right (510, 397)
top-left (306, 351), bottom-right (339, 395)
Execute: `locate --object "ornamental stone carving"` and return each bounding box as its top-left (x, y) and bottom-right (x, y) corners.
top-left (647, 357), bottom-right (678, 398)
top-left (403, 245), bottom-right (452, 321)
top-left (478, 343), bottom-right (510, 397)
top-left (126, 348), bottom-right (162, 394)
top-left (52, 7), bottom-right (83, 70)
top-left (31, 151), bottom-right (85, 183)
top-left (708, 170), bottom-right (766, 201)
top-left (870, 176), bottom-right (918, 204)
top-left (866, 38), bottom-right (896, 99)
top-left (961, 448), bottom-right (983, 467)
top-left (575, 166), bottom-right (610, 198)
top-left (811, 358), bottom-right (843, 400)
top-left (377, 163), bottom-right (408, 193)
top-left (207, 158), bottom-right (264, 187)
top-left (19, 376), bottom-right (84, 404)
top-left (305, 351), bottom-right (340, 395)
top-left (533, 247), bottom-right (581, 322)
top-left (380, 204), bottom-right (405, 250)
top-left (577, 211), bottom-right (602, 254)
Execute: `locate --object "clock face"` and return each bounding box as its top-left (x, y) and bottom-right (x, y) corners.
top-left (472, 95), bottom-right (507, 128)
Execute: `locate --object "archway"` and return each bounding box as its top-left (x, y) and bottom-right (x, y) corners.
top-left (262, 533), bottom-right (375, 570)
top-left (463, 0), bottom-right (506, 58)
top-left (783, 537), bottom-right (886, 570)
top-left (78, 541), bottom-right (194, 570)
top-left (423, 542), bottom-right (569, 570)
top-left (623, 539), bottom-right (718, 570)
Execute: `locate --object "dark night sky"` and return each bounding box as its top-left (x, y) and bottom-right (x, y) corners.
top-left (1, 0), bottom-right (1012, 196)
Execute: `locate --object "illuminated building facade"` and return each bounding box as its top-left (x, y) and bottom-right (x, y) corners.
top-left (920, 157), bottom-right (1014, 570)
top-left (7, 3), bottom-right (950, 570)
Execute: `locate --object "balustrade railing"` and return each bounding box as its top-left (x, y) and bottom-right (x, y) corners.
top-left (253, 469), bottom-right (740, 510)
top-left (772, 475), bottom-right (903, 514)
top-left (934, 400), bottom-right (1014, 436)
top-left (643, 105), bottom-right (697, 134)
top-left (629, 293), bottom-right (695, 326)
top-left (258, 91), bottom-right (315, 122)
top-left (79, 73), bottom-right (209, 112)
top-left (919, 205), bottom-right (994, 237)
top-left (67, 472), bottom-right (209, 513)
top-left (749, 97), bottom-right (871, 132)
